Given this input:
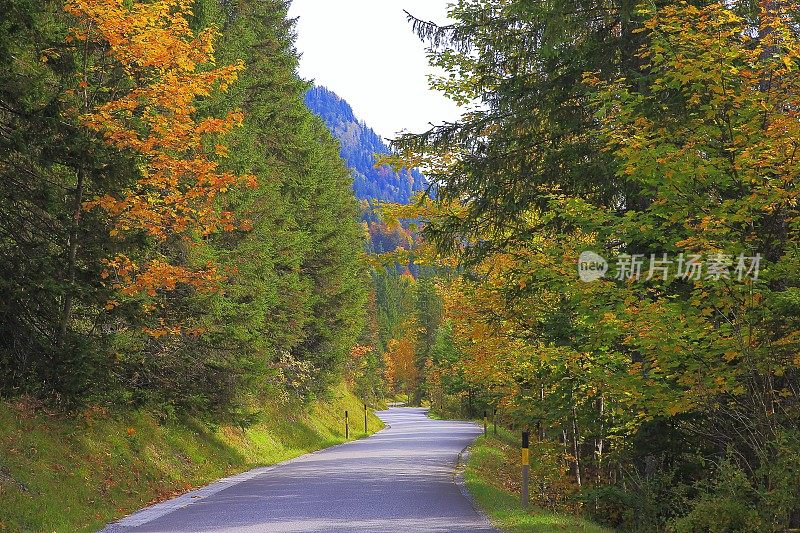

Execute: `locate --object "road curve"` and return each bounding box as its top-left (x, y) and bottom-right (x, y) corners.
top-left (103, 407), bottom-right (497, 533)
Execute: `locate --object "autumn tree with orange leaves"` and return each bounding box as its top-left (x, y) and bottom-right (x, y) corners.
top-left (0, 0), bottom-right (368, 412)
top-left (384, 333), bottom-right (418, 400)
top-left (64, 0), bottom-right (255, 334)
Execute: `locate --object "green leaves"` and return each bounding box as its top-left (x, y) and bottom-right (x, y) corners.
top-left (396, 0), bottom-right (800, 527)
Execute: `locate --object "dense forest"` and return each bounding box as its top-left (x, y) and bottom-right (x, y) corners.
top-left (2, 1), bottom-right (799, 532)
top-left (301, 89), bottom-right (428, 401)
top-left (376, 1), bottom-right (800, 531)
top-left (0, 0), bottom-right (366, 418)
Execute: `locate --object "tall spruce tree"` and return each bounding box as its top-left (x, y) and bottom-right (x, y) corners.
top-left (0, 0), bottom-right (368, 413)
top-left (193, 0), bottom-right (368, 403)
top-left (0, 0), bottom-right (144, 403)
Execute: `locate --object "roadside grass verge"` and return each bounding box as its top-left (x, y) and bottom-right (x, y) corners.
top-left (465, 431), bottom-right (612, 533)
top-left (0, 383), bottom-right (383, 533)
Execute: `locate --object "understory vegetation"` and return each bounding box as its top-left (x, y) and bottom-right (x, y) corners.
top-left (465, 431), bottom-right (610, 533)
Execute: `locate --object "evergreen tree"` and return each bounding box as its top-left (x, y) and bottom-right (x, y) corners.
top-left (0, 0), bottom-right (369, 414)
top-left (204, 0), bottom-right (368, 400)
top-left (0, 0), bottom-right (142, 403)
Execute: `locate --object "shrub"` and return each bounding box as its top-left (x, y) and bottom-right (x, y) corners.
top-left (671, 460), bottom-right (761, 533)
top-left (583, 467), bottom-right (689, 532)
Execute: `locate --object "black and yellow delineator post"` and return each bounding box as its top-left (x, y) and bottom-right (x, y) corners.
top-left (364, 404), bottom-right (368, 434)
top-left (345, 410), bottom-right (349, 439)
top-left (521, 430), bottom-right (530, 510)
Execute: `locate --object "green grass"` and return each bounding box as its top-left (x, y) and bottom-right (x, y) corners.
top-left (0, 384), bottom-right (383, 533)
top-left (464, 434), bottom-right (612, 533)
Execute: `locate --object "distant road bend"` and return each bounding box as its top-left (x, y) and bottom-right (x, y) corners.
top-left (103, 407), bottom-right (497, 533)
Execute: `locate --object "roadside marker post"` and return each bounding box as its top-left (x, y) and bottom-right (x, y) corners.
top-left (364, 404), bottom-right (368, 435)
top-left (483, 411), bottom-right (488, 437)
top-left (521, 430), bottom-right (530, 510)
top-left (345, 410), bottom-right (349, 440)
top-left (493, 408), bottom-right (497, 435)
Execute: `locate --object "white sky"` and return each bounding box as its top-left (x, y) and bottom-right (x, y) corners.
top-left (288, 0), bottom-right (464, 140)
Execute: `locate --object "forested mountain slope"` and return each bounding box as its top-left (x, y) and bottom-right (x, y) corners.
top-left (305, 86), bottom-right (426, 204)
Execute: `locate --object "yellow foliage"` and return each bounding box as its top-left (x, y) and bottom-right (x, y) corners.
top-left (65, 0), bottom-right (255, 329)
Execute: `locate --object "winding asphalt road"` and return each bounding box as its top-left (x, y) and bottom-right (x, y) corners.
top-left (103, 407), bottom-right (497, 532)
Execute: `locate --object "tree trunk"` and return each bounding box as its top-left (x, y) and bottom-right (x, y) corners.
top-left (572, 404), bottom-right (582, 489)
top-left (58, 167), bottom-right (85, 347)
top-left (538, 384), bottom-right (546, 441)
top-left (596, 394), bottom-right (605, 483)
top-left (58, 27), bottom-right (92, 347)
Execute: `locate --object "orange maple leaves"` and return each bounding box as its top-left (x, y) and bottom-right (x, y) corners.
top-left (65, 0), bottom-right (255, 323)
top-left (384, 335), bottom-right (417, 395)
top-left (349, 345), bottom-right (375, 360)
